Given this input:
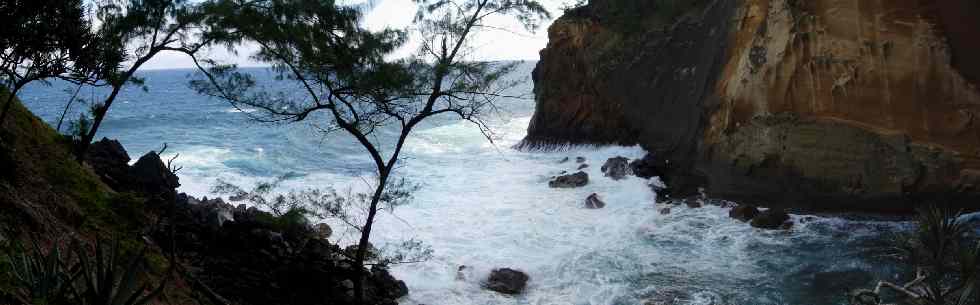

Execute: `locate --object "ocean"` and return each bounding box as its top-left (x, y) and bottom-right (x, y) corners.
top-left (19, 61), bottom-right (919, 305)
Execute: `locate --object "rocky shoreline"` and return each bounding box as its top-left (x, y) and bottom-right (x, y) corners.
top-left (524, 0), bottom-right (980, 213)
top-left (85, 138), bottom-right (409, 305)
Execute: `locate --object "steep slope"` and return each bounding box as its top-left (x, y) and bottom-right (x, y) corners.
top-left (525, 0), bottom-right (980, 212)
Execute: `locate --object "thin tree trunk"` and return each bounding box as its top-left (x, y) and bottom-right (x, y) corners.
top-left (353, 170), bottom-right (390, 303)
top-left (76, 84), bottom-right (123, 161)
top-left (56, 84), bottom-right (85, 132)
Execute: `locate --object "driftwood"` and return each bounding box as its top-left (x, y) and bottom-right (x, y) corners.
top-left (851, 268), bottom-right (929, 305)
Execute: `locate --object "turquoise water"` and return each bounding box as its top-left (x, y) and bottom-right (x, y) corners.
top-left (19, 62), bottom-right (924, 305)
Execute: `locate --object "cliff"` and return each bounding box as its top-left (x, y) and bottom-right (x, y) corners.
top-left (525, 0), bottom-right (980, 212)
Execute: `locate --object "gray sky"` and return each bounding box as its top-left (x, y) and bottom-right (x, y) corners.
top-left (142, 0), bottom-right (573, 70)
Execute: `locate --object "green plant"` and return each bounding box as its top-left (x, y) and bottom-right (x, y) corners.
top-left (853, 205), bottom-right (980, 305)
top-left (4, 240), bottom-right (76, 305)
top-left (70, 238), bottom-right (170, 305)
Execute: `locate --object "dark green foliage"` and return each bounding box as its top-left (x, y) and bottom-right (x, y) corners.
top-left (0, 0), bottom-right (99, 126)
top-left (0, 237), bottom-right (170, 305)
top-left (70, 238), bottom-right (169, 305)
top-left (860, 205), bottom-right (980, 305)
top-left (5, 241), bottom-right (76, 305)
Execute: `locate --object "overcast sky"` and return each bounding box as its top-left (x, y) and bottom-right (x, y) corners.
top-left (142, 0), bottom-right (574, 70)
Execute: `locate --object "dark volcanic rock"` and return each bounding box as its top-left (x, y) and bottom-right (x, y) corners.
top-left (728, 205), bottom-right (760, 222)
top-left (549, 171), bottom-right (588, 188)
top-left (601, 156), bottom-right (630, 180)
top-left (629, 154), bottom-right (665, 179)
top-left (585, 193), bottom-right (605, 209)
top-left (129, 152), bottom-right (179, 200)
top-left (485, 268), bottom-right (529, 295)
top-left (86, 138), bottom-right (131, 189)
top-left (750, 209), bottom-right (791, 230)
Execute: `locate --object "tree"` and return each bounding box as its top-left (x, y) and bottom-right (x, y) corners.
top-left (188, 0), bottom-right (549, 301)
top-left (73, 0), bottom-right (216, 160)
top-left (0, 0), bottom-right (96, 128)
top-left (851, 206), bottom-right (979, 305)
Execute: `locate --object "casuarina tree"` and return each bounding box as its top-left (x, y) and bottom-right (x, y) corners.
top-left (187, 0), bottom-right (549, 301)
top-left (0, 0), bottom-right (97, 128)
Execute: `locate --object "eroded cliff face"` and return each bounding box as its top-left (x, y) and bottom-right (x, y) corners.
top-left (526, 0), bottom-right (980, 212)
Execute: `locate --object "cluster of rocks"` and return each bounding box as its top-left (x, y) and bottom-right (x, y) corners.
top-left (86, 138), bottom-right (408, 305)
top-left (548, 155), bottom-right (655, 210)
top-left (728, 204), bottom-right (793, 230)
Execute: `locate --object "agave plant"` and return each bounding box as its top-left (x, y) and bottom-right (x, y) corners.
top-left (69, 238), bottom-right (170, 305)
top-left (4, 240), bottom-right (76, 305)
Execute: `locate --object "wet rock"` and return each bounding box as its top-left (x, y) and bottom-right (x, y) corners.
top-left (684, 198), bottom-right (702, 208)
top-left (629, 154), bottom-right (667, 179)
top-left (750, 209), bottom-right (791, 229)
top-left (585, 193), bottom-right (606, 209)
top-left (485, 268), bottom-right (529, 295)
top-left (369, 266), bottom-right (409, 300)
top-left (558, 157), bottom-right (569, 163)
top-left (316, 223), bottom-right (333, 239)
top-left (728, 205), bottom-right (760, 222)
top-left (549, 171), bottom-right (589, 188)
top-left (576, 157), bottom-right (586, 163)
top-left (456, 265), bottom-right (468, 280)
top-left (577, 164), bottom-right (589, 170)
top-left (601, 156), bottom-right (631, 180)
top-left (659, 207), bottom-right (671, 215)
top-left (86, 138), bottom-right (131, 189)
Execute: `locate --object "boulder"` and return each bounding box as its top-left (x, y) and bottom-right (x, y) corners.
top-left (129, 151), bottom-right (180, 200)
top-left (585, 193), bottom-right (605, 209)
top-left (659, 207), bottom-right (671, 215)
top-left (558, 157), bottom-right (569, 163)
top-left (684, 198), bottom-right (702, 208)
top-left (629, 154), bottom-right (667, 179)
top-left (728, 205), bottom-right (760, 222)
top-left (577, 164), bottom-right (589, 170)
top-left (549, 171), bottom-right (588, 188)
top-left (485, 268), bottom-right (529, 295)
top-left (750, 209), bottom-right (791, 230)
top-left (601, 156), bottom-right (631, 180)
top-left (86, 138), bottom-right (132, 189)
top-left (575, 157), bottom-right (586, 163)
top-left (316, 223), bottom-right (333, 239)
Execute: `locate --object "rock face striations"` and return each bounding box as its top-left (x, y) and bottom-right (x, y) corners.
top-left (525, 0), bottom-right (980, 212)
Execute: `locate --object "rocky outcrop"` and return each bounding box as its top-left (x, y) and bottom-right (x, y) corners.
top-left (601, 156), bottom-right (631, 180)
top-left (549, 171), bottom-right (589, 188)
top-left (485, 268), bottom-right (529, 295)
top-left (585, 193), bottom-right (606, 209)
top-left (729, 204), bottom-right (760, 222)
top-left (525, 0), bottom-right (980, 212)
top-left (750, 209), bottom-right (791, 229)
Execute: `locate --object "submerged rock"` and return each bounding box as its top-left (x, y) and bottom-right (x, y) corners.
top-left (601, 156), bottom-right (631, 180)
top-left (750, 209), bottom-right (791, 229)
top-left (577, 163), bottom-right (589, 170)
top-left (585, 193), bottom-right (606, 209)
top-left (576, 157), bottom-right (586, 163)
top-left (485, 268), bottom-right (529, 295)
top-left (549, 171), bottom-right (589, 188)
top-left (728, 205), bottom-right (760, 222)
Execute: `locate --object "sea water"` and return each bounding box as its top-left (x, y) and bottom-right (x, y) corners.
top-left (20, 62), bottom-right (922, 305)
